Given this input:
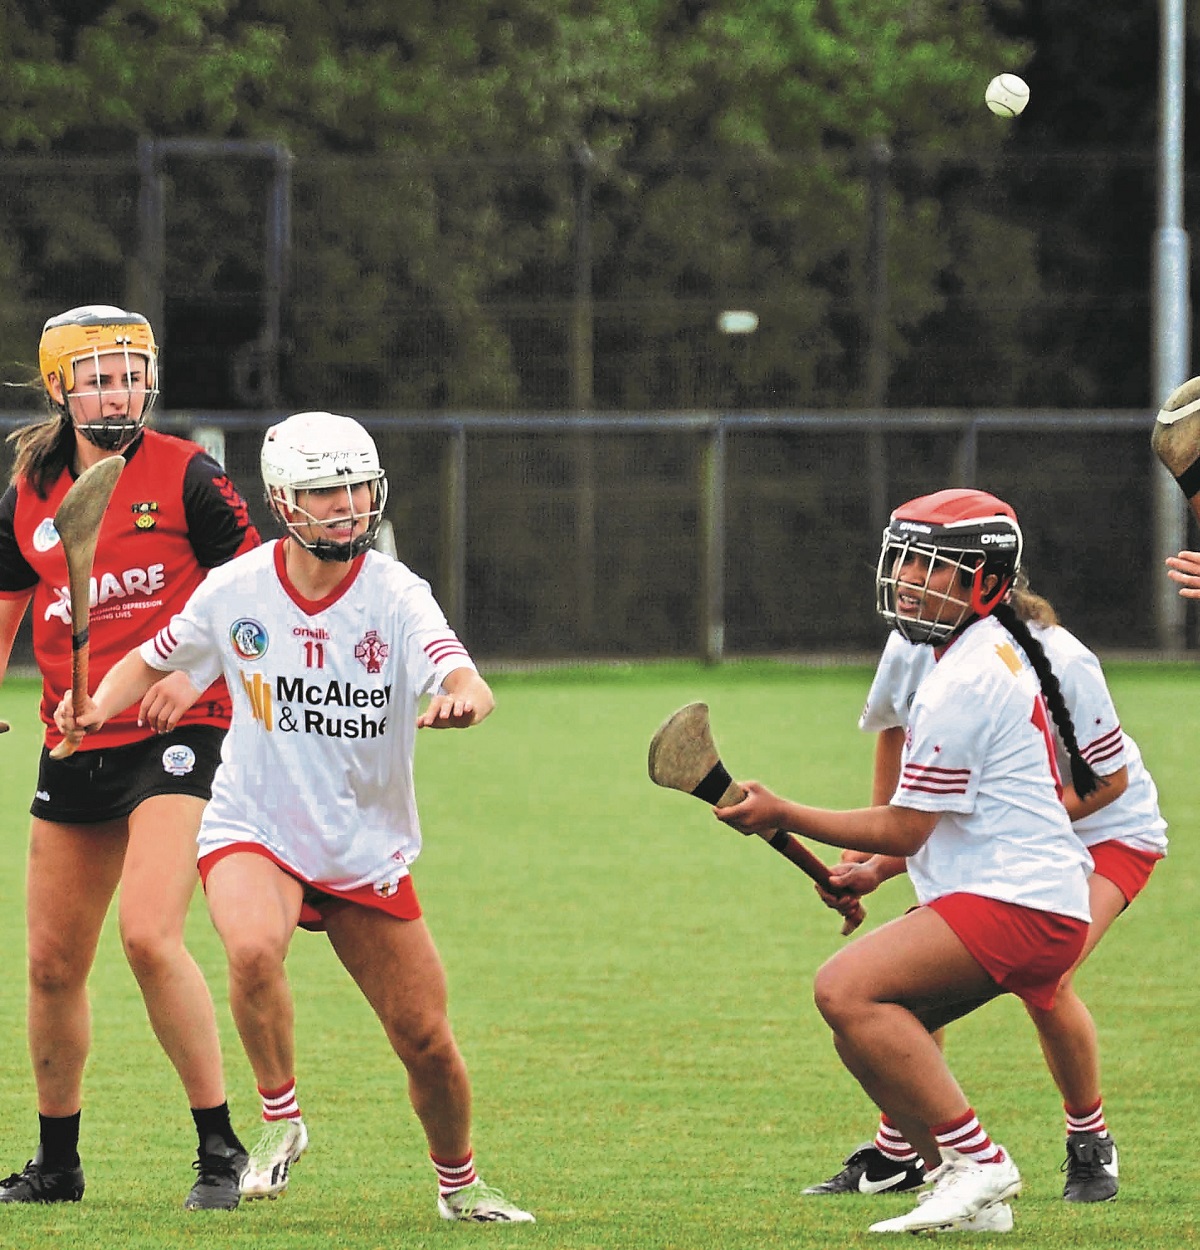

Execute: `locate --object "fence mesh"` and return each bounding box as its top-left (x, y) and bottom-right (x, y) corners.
top-left (0, 148), bottom-right (1183, 414)
top-left (1, 412), bottom-right (1175, 668)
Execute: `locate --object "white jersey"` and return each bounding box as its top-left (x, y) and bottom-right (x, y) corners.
top-left (890, 614), bottom-right (1092, 920)
top-left (141, 540), bottom-right (477, 894)
top-left (861, 626), bottom-right (1167, 855)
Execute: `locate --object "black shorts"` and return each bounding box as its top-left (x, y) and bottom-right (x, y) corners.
top-left (29, 725), bottom-right (225, 825)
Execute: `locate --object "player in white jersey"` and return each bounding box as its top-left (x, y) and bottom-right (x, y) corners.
top-left (55, 412), bottom-right (534, 1224)
top-left (807, 579), bottom-right (1166, 1206)
top-left (716, 489), bottom-right (1104, 1236)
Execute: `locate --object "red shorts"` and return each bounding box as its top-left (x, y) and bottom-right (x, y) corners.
top-left (199, 842), bottom-right (422, 932)
top-left (927, 892), bottom-right (1088, 1011)
top-left (1088, 839), bottom-right (1162, 905)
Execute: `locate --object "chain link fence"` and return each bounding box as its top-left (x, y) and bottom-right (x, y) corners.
top-left (1, 410), bottom-right (1175, 667)
top-left (0, 148), bottom-right (1182, 415)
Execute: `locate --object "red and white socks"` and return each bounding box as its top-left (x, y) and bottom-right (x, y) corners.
top-left (931, 1108), bottom-right (1006, 1165)
top-left (1065, 1098), bottom-right (1107, 1137)
top-left (432, 1150), bottom-right (478, 1198)
top-left (874, 1115), bottom-right (921, 1166)
top-left (259, 1078), bottom-right (303, 1123)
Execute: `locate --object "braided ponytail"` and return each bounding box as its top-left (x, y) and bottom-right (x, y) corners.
top-left (990, 601), bottom-right (1099, 798)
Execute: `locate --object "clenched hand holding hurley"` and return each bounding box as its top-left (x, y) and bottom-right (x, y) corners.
top-left (648, 702), bottom-right (864, 936)
top-left (1153, 376), bottom-right (1200, 525)
top-left (49, 455), bottom-right (125, 759)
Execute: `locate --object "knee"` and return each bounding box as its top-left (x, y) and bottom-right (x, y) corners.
top-left (812, 965), bottom-right (859, 1031)
top-left (121, 923), bottom-right (175, 981)
top-left (27, 939), bottom-right (85, 997)
top-left (390, 1014), bottom-right (460, 1073)
top-left (224, 936), bottom-right (286, 994)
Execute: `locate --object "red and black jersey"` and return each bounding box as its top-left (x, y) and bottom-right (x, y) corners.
top-left (0, 428), bottom-right (260, 748)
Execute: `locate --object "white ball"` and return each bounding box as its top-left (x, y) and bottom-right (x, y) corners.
top-left (985, 74), bottom-right (1030, 118)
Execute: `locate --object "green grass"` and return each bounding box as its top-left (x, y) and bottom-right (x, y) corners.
top-left (0, 661), bottom-right (1196, 1248)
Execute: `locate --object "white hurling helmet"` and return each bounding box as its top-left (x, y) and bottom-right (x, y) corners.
top-left (261, 411), bottom-right (389, 561)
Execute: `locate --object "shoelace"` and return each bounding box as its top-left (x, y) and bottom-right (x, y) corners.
top-left (449, 1181), bottom-right (513, 1217)
top-left (1062, 1141), bottom-right (1109, 1178)
top-left (192, 1155), bottom-right (242, 1180)
top-left (250, 1122), bottom-right (295, 1157)
top-left (926, 1157), bottom-right (986, 1201)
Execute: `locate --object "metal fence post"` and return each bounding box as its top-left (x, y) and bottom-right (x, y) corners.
top-left (440, 423), bottom-right (468, 629)
top-left (700, 417), bottom-right (727, 663)
top-left (1152, 0), bottom-right (1191, 653)
top-left (135, 138), bottom-right (166, 345)
top-left (571, 143), bottom-right (596, 413)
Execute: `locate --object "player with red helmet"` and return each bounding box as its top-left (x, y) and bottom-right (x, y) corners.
top-left (716, 489), bottom-right (1100, 1235)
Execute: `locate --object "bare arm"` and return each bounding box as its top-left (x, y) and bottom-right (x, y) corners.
top-left (871, 725), bottom-right (905, 804)
top-left (1062, 764), bottom-right (1128, 823)
top-left (417, 666), bottom-right (495, 728)
top-left (837, 724), bottom-right (909, 869)
top-left (0, 594), bottom-right (32, 731)
top-left (715, 778), bottom-right (939, 857)
top-left (56, 648), bottom-right (168, 739)
top-left (0, 593), bottom-right (32, 683)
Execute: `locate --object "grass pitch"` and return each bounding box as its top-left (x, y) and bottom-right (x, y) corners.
top-left (0, 660), bottom-right (1196, 1249)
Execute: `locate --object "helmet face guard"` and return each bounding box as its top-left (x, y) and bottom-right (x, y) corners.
top-left (39, 305), bottom-right (159, 451)
top-left (875, 490), bottom-right (1023, 646)
top-left (261, 412), bottom-right (388, 562)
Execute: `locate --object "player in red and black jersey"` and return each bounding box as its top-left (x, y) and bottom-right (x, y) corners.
top-left (0, 306), bottom-right (259, 1210)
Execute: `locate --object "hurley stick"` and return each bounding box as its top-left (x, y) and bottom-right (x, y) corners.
top-left (648, 702), bottom-right (864, 936)
top-left (1153, 376), bottom-right (1200, 526)
top-left (49, 456), bottom-right (125, 760)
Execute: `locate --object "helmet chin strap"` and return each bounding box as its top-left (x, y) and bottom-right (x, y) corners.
top-left (278, 484), bottom-right (383, 561)
top-left (75, 418), bottom-right (143, 452)
top-left (970, 571), bottom-right (1011, 617)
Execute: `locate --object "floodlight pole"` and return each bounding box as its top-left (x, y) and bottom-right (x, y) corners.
top-left (1152, 0), bottom-right (1190, 653)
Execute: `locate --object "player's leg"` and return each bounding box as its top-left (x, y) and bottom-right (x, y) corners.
top-left (121, 790), bottom-right (246, 1209)
top-left (1024, 872), bottom-right (1127, 1203)
top-left (814, 908), bottom-right (1019, 1233)
top-left (814, 908), bottom-right (999, 1159)
top-left (0, 817), bottom-right (124, 1203)
top-left (325, 906), bottom-right (533, 1223)
top-left (202, 850), bottom-right (306, 1200)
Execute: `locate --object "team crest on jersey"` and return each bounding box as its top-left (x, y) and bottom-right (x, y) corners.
top-left (32, 518), bottom-right (61, 552)
top-left (161, 744), bottom-right (197, 776)
top-left (374, 871), bottom-right (405, 899)
top-left (354, 629), bottom-right (389, 674)
top-left (132, 501), bottom-right (159, 530)
top-left (231, 618), bottom-right (269, 660)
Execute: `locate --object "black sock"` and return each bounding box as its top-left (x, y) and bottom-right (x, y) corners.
top-left (38, 1112), bottom-right (81, 1169)
top-left (191, 1103), bottom-right (245, 1154)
